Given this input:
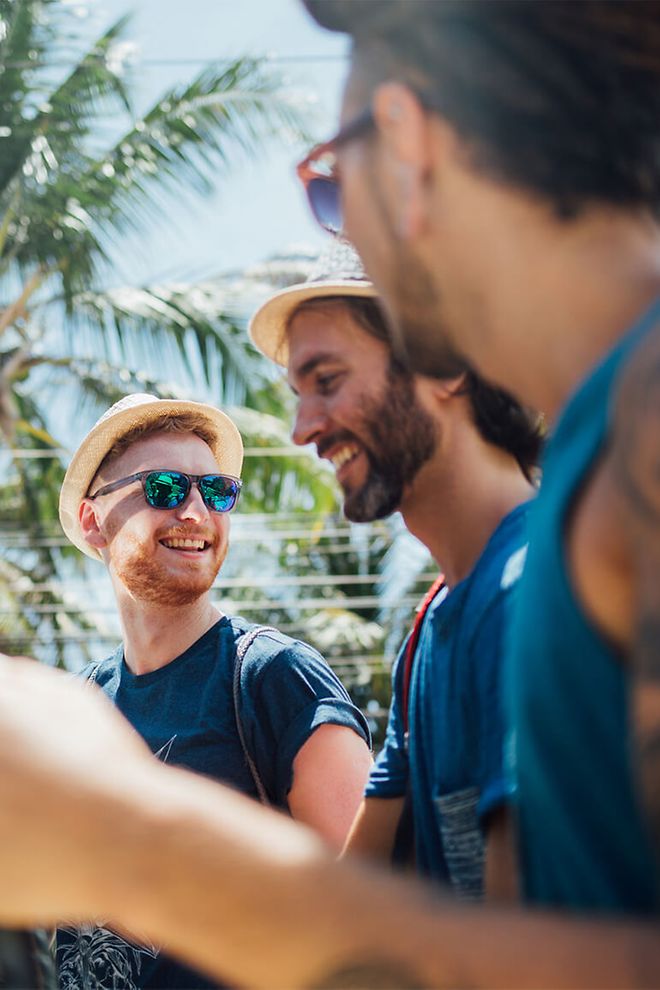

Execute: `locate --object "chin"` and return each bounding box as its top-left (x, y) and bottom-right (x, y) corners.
top-left (343, 486), bottom-right (400, 524)
top-left (115, 552), bottom-right (221, 607)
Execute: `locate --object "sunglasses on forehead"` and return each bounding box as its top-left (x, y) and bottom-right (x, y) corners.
top-left (88, 469), bottom-right (242, 513)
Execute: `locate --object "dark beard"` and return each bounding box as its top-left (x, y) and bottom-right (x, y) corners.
top-left (341, 364), bottom-right (436, 523)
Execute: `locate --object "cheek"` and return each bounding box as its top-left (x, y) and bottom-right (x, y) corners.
top-left (340, 156), bottom-right (391, 301)
top-left (215, 516), bottom-right (231, 550)
top-left (339, 150), bottom-right (373, 251)
top-left (103, 506), bottom-right (156, 549)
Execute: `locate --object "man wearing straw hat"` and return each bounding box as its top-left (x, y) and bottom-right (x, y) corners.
top-left (250, 241), bottom-right (541, 898)
top-left (56, 392), bottom-right (371, 990)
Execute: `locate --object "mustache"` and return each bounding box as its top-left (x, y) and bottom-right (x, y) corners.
top-left (156, 525), bottom-right (216, 544)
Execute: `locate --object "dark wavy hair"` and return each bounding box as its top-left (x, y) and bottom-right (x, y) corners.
top-left (304, 0), bottom-right (660, 218)
top-left (289, 295), bottom-right (543, 478)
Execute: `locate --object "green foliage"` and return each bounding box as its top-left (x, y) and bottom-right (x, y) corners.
top-left (0, 3), bottom-right (429, 743)
top-left (0, 0), bottom-right (316, 658)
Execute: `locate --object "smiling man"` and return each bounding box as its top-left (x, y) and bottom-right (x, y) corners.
top-left (250, 246), bottom-right (540, 897)
top-left (56, 392), bottom-right (372, 990)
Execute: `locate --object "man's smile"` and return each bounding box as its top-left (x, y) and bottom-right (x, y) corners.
top-left (322, 442), bottom-right (367, 489)
top-left (159, 536), bottom-right (212, 553)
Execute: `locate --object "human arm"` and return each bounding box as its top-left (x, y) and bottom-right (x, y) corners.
top-left (343, 643), bottom-right (410, 862)
top-left (237, 632), bottom-right (371, 847)
top-left (288, 722), bottom-right (373, 849)
top-left (0, 657), bottom-right (659, 989)
top-left (341, 795), bottom-right (406, 861)
top-left (609, 323), bottom-right (660, 862)
top-left (484, 805), bottom-right (519, 902)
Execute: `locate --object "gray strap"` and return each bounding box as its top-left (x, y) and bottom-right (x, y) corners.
top-left (85, 662), bottom-right (101, 685)
top-left (233, 626), bottom-right (278, 807)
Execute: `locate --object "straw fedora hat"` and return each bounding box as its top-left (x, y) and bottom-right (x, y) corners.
top-left (249, 240), bottom-right (376, 367)
top-left (59, 393), bottom-right (244, 561)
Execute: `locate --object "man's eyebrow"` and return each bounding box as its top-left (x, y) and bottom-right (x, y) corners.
top-left (288, 352), bottom-right (337, 388)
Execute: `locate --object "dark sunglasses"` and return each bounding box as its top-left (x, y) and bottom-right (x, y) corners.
top-left (88, 469), bottom-right (242, 513)
top-left (296, 107), bottom-right (375, 235)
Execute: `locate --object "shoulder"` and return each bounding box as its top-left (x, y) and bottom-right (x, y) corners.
top-left (438, 507), bottom-right (530, 668)
top-left (465, 504), bottom-right (530, 625)
top-left (228, 618), bottom-right (343, 690)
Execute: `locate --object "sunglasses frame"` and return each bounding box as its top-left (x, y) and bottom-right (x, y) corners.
top-left (88, 469), bottom-right (243, 513)
top-left (296, 107), bottom-right (375, 234)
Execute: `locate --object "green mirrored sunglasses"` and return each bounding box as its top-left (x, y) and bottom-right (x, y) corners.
top-left (88, 469), bottom-right (242, 513)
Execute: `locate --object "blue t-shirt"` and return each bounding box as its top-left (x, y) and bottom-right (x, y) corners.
top-left (508, 300), bottom-right (660, 916)
top-left (57, 616), bottom-right (370, 990)
top-left (366, 503), bottom-right (529, 899)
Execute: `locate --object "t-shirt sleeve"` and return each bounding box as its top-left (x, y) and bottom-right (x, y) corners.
top-left (240, 634), bottom-right (371, 807)
top-left (470, 592), bottom-right (514, 825)
top-left (364, 642), bottom-right (410, 799)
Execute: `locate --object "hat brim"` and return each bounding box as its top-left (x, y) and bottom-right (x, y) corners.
top-left (59, 399), bottom-right (244, 561)
top-left (249, 279), bottom-right (376, 367)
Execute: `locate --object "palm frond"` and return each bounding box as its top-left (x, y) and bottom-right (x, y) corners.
top-left (230, 405), bottom-right (339, 514)
top-left (0, 10), bottom-right (133, 206)
top-left (40, 281), bottom-right (271, 406)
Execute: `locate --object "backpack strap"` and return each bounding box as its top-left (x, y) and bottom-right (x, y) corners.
top-left (233, 626), bottom-right (279, 807)
top-left (401, 575), bottom-right (446, 741)
top-left (85, 662), bottom-right (102, 685)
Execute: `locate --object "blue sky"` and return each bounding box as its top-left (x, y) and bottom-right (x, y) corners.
top-left (86, 0), bottom-right (348, 285)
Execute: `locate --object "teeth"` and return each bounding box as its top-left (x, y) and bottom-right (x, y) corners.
top-left (162, 538), bottom-right (206, 550)
top-left (330, 445), bottom-right (358, 471)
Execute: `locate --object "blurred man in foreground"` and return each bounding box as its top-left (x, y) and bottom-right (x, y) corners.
top-left (300, 0), bottom-right (660, 918)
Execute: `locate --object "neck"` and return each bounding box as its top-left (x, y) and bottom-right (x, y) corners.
top-left (113, 591), bottom-right (223, 675)
top-left (400, 434), bottom-right (534, 588)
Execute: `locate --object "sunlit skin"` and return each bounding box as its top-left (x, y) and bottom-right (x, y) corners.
top-left (78, 433), bottom-right (229, 672)
top-left (287, 300), bottom-right (532, 892)
top-left (333, 66), bottom-right (660, 656)
top-left (77, 427), bottom-right (372, 849)
top-left (82, 433), bottom-right (229, 600)
top-left (336, 68), bottom-right (660, 419)
top-left (286, 302), bottom-right (534, 589)
top-left (0, 14), bottom-right (659, 990)
top-left (287, 305), bottom-right (389, 495)
top-left (287, 304), bottom-right (436, 525)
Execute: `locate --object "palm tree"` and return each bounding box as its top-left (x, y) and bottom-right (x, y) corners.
top-left (0, 0), bottom-right (318, 662)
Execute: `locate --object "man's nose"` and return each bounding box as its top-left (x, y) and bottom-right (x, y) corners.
top-left (174, 483), bottom-right (208, 521)
top-left (291, 399), bottom-right (328, 447)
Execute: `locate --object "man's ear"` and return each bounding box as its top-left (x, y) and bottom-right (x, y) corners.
top-left (371, 82), bottom-right (431, 241)
top-left (78, 499), bottom-right (108, 552)
top-left (424, 371), bottom-right (469, 403)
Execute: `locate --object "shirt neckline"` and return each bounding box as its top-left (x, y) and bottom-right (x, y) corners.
top-left (120, 615), bottom-right (231, 685)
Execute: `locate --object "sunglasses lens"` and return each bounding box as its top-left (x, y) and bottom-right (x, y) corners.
top-left (199, 475), bottom-right (240, 513)
top-left (144, 471), bottom-right (189, 509)
top-left (307, 177), bottom-right (341, 234)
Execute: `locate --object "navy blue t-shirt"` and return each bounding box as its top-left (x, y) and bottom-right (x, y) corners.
top-left (366, 504), bottom-right (529, 899)
top-left (57, 616), bottom-right (370, 990)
